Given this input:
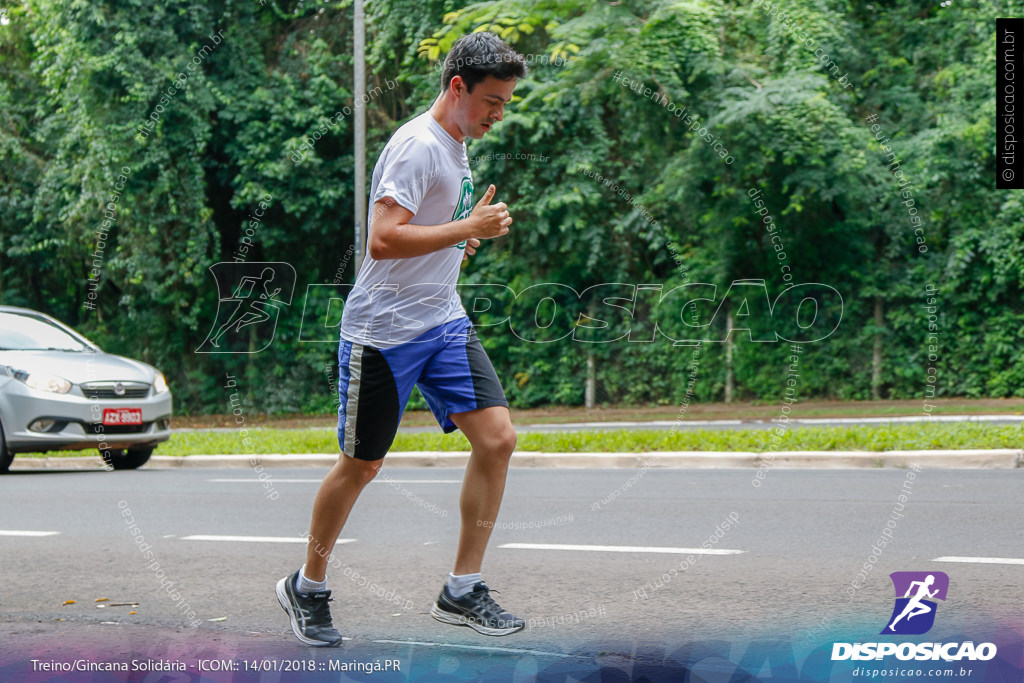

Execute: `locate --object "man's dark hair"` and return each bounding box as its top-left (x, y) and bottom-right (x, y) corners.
top-left (441, 32), bottom-right (527, 93)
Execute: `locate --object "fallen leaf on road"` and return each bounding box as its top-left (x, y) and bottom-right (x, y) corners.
top-left (207, 617), bottom-right (227, 622)
top-left (95, 597), bottom-right (109, 602)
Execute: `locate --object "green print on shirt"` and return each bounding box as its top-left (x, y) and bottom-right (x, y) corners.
top-left (451, 176), bottom-right (473, 250)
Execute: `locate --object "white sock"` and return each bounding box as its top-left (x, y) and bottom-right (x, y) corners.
top-left (297, 565), bottom-right (327, 593)
top-left (447, 572), bottom-right (482, 599)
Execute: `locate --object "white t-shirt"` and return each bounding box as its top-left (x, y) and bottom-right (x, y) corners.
top-left (340, 112), bottom-right (474, 348)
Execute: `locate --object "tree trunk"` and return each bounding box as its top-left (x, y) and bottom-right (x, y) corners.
top-left (724, 310), bottom-right (734, 404)
top-left (585, 351), bottom-right (596, 409)
top-left (585, 299), bottom-right (597, 408)
top-left (871, 296), bottom-right (883, 400)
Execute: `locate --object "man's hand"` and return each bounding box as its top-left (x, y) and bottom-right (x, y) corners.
top-left (462, 237), bottom-right (482, 262)
top-left (470, 184), bottom-right (512, 238)
top-left (368, 185), bottom-right (510, 260)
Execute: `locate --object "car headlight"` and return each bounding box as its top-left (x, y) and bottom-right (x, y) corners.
top-left (12, 369), bottom-right (72, 394)
top-left (153, 371), bottom-right (169, 394)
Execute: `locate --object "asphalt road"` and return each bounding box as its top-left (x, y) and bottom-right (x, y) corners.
top-left (2, 466), bottom-right (1022, 680)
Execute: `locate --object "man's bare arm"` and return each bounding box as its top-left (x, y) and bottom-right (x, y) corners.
top-left (368, 184), bottom-right (511, 260)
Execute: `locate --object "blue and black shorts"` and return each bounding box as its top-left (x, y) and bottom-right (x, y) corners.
top-left (336, 317), bottom-right (508, 461)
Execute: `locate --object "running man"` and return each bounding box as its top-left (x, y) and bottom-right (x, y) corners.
top-left (888, 574), bottom-right (939, 631)
top-left (276, 32), bottom-right (527, 646)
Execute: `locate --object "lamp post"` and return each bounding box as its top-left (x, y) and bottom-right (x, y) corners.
top-left (353, 0), bottom-right (366, 275)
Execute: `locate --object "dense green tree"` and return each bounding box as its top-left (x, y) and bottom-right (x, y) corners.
top-left (0, 0), bottom-right (1019, 414)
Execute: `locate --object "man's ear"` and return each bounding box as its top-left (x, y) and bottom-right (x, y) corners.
top-left (449, 74), bottom-right (466, 97)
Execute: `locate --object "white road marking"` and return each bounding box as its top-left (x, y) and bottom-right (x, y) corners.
top-left (498, 543), bottom-right (743, 555)
top-left (0, 530), bottom-right (59, 537)
top-left (207, 478), bottom-right (460, 484)
top-left (179, 535), bottom-right (356, 545)
top-left (207, 478), bottom-right (322, 483)
top-left (933, 556), bottom-right (1024, 566)
top-left (372, 639), bottom-right (575, 659)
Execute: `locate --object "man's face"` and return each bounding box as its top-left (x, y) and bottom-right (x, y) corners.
top-left (451, 74), bottom-right (516, 140)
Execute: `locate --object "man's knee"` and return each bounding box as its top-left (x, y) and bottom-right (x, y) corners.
top-left (478, 426), bottom-right (516, 459)
top-left (502, 427), bottom-right (517, 455)
top-left (341, 453), bottom-right (383, 487)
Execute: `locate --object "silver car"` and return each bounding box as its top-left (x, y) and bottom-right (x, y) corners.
top-left (0, 306), bottom-right (172, 471)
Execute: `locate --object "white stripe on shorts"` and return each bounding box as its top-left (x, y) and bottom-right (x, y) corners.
top-left (343, 343), bottom-right (364, 457)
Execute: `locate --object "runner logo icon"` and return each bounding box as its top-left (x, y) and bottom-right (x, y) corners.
top-left (881, 571), bottom-right (949, 635)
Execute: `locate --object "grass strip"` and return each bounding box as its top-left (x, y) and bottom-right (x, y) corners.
top-left (23, 422), bottom-right (1024, 457)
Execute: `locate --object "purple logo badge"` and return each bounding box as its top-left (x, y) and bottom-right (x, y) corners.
top-left (881, 571), bottom-right (949, 635)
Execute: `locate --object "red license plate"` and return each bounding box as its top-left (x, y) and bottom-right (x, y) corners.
top-left (103, 408), bottom-right (143, 426)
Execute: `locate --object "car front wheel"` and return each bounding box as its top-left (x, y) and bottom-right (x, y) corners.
top-left (101, 446), bottom-right (154, 470)
top-left (0, 421), bottom-right (12, 473)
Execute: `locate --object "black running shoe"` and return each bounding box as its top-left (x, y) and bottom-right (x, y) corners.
top-left (275, 570), bottom-right (344, 647)
top-left (431, 582), bottom-right (525, 636)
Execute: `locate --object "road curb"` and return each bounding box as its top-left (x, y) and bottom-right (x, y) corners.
top-left (10, 449), bottom-right (1023, 470)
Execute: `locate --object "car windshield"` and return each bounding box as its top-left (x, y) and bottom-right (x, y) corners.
top-left (0, 312), bottom-right (93, 352)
